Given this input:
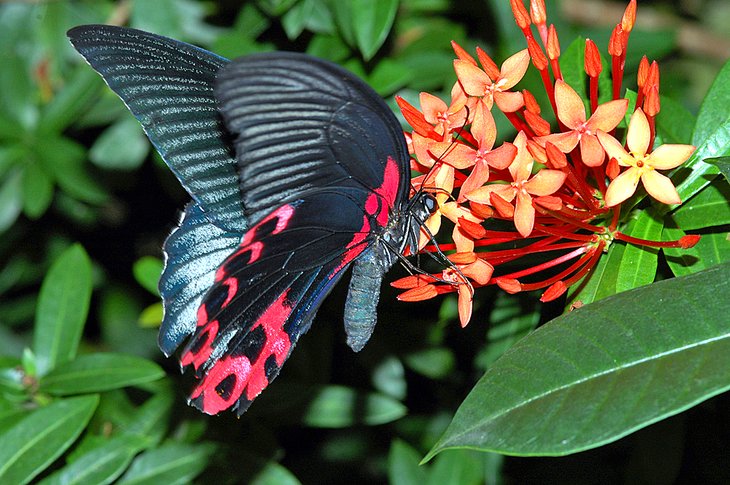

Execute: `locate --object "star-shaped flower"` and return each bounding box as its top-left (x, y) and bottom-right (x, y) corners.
top-left (465, 132), bottom-right (567, 237)
top-left (453, 48), bottom-right (530, 112)
top-left (538, 80), bottom-right (628, 166)
top-left (597, 108), bottom-right (695, 206)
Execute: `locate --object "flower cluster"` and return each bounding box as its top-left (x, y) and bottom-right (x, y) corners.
top-left (393, 0), bottom-right (699, 326)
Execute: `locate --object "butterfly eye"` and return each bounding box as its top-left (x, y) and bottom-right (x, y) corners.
top-left (423, 193), bottom-right (438, 214)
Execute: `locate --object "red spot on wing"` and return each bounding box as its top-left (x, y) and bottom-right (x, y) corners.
top-left (189, 289), bottom-right (295, 415)
top-left (215, 204), bottom-right (296, 281)
top-left (333, 156), bottom-right (403, 273)
top-left (180, 318), bottom-right (219, 370)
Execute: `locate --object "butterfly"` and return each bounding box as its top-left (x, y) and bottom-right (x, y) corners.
top-left (68, 25), bottom-right (449, 415)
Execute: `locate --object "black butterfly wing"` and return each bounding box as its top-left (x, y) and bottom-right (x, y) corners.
top-left (181, 189), bottom-right (378, 415)
top-left (214, 52), bottom-right (411, 225)
top-left (67, 25), bottom-right (245, 232)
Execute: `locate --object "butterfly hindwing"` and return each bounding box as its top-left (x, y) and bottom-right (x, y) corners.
top-left (158, 203), bottom-right (243, 355)
top-left (67, 25), bottom-right (245, 232)
top-left (181, 189), bottom-right (377, 414)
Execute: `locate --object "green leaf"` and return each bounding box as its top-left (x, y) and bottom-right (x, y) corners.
top-left (404, 347), bottom-right (455, 379)
top-left (124, 388), bottom-right (175, 444)
top-left (671, 178), bottom-right (730, 230)
top-left (0, 168), bottom-right (23, 233)
top-left (388, 440), bottom-right (427, 485)
top-left (565, 239), bottom-right (624, 307)
top-left (427, 450), bottom-right (484, 485)
top-left (250, 461), bottom-right (301, 485)
top-left (0, 395), bottom-right (99, 485)
top-left (656, 95), bottom-right (695, 144)
top-left (705, 156), bottom-right (730, 183)
top-left (33, 244), bottom-right (92, 376)
top-left (615, 210), bottom-right (663, 292)
top-left (118, 442), bottom-right (215, 484)
top-left (38, 434), bottom-right (148, 485)
top-left (281, 0), bottom-right (334, 39)
top-left (663, 226), bottom-right (730, 277)
top-left (372, 356), bottom-right (407, 400)
top-left (669, 115), bottom-right (729, 211)
top-left (427, 261), bottom-right (730, 458)
top-left (39, 68), bottom-right (102, 135)
top-left (367, 58), bottom-right (413, 95)
top-left (40, 353), bottom-right (164, 395)
top-left (89, 115), bottom-right (150, 170)
top-left (35, 136), bottom-right (108, 205)
top-left (334, 0), bottom-right (399, 60)
top-left (301, 385), bottom-right (407, 427)
top-left (692, 58), bottom-right (730, 148)
top-left (21, 161), bottom-right (53, 219)
top-left (132, 256), bottom-right (163, 296)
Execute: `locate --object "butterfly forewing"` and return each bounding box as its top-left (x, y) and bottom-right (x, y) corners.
top-left (67, 25), bottom-right (245, 232)
top-left (215, 53), bottom-right (410, 225)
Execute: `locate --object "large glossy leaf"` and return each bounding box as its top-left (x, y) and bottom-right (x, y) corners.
top-left (40, 353), bottom-right (164, 395)
top-left (692, 58), bottom-right (730, 148)
top-left (33, 244), bottom-right (92, 376)
top-left (671, 178), bottom-right (730, 230)
top-left (615, 210), bottom-right (663, 292)
top-left (427, 261), bottom-right (730, 458)
top-left (0, 395), bottom-right (99, 485)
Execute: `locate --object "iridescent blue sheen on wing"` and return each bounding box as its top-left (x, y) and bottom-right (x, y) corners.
top-left (158, 203), bottom-right (242, 356)
top-left (66, 25), bottom-right (245, 232)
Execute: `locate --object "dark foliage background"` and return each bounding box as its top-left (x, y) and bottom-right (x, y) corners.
top-left (0, 0), bottom-right (728, 483)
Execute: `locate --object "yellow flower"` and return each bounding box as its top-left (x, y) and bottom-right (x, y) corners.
top-left (597, 109), bottom-right (695, 206)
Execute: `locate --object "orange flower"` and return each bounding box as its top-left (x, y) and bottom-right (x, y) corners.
top-left (538, 80), bottom-right (628, 166)
top-left (465, 132), bottom-right (567, 237)
top-left (453, 48), bottom-right (530, 112)
top-left (429, 103), bottom-right (516, 199)
top-left (597, 109), bottom-right (695, 206)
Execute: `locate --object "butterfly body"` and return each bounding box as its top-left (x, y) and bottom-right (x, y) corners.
top-left (68, 25), bottom-right (435, 415)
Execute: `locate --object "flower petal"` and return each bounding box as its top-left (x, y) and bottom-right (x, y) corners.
top-left (457, 284), bottom-right (473, 327)
top-left (472, 102), bottom-right (496, 149)
top-left (420, 92), bottom-right (448, 125)
top-left (626, 108), bottom-right (650, 156)
top-left (604, 167), bottom-right (641, 206)
top-left (462, 258), bottom-right (493, 285)
top-left (454, 60), bottom-right (491, 97)
top-left (538, 131), bottom-right (580, 154)
top-left (485, 142), bottom-right (517, 170)
top-left (586, 98), bottom-right (628, 132)
top-left (649, 144), bottom-right (696, 170)
top-left (466, 182), bottom-right (515, 204)
top-left (514, 191), bottom-right (535, 237)
top-left (597, 130), bottom-right (633, 166)
top-left (458, 161), bottom-right (491, 201)
top-left (641, 170), bottom-right (681, 205)
top-left (494, 90), bottom-right (525, 112)
top-left (498, 49), bottom-right (530, 90)
top-left (430, 141), bottom-right (476, 170)
top-left (553, 80), bottom-right (586, 128)
top-left (579, 134), bottom-right (606, 167)
top-left (524, 169), bottom-right (567, 196)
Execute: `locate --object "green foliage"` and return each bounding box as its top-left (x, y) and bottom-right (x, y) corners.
top-left (1, 0), bottom-right (728, 483)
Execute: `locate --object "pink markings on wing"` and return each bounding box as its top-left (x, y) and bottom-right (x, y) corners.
top-left (378, 156), bottom-right (401, 208)
top-left (190, 289), bottom-right (295, 414)
top-left (222, 277), bottom-right (238, 308)
top-left (215, 204), bottom-right (296, 281)
top-left (189, 354), bottom-right (251, 415)
top-left (181, 319), bottom-right (219, 371)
